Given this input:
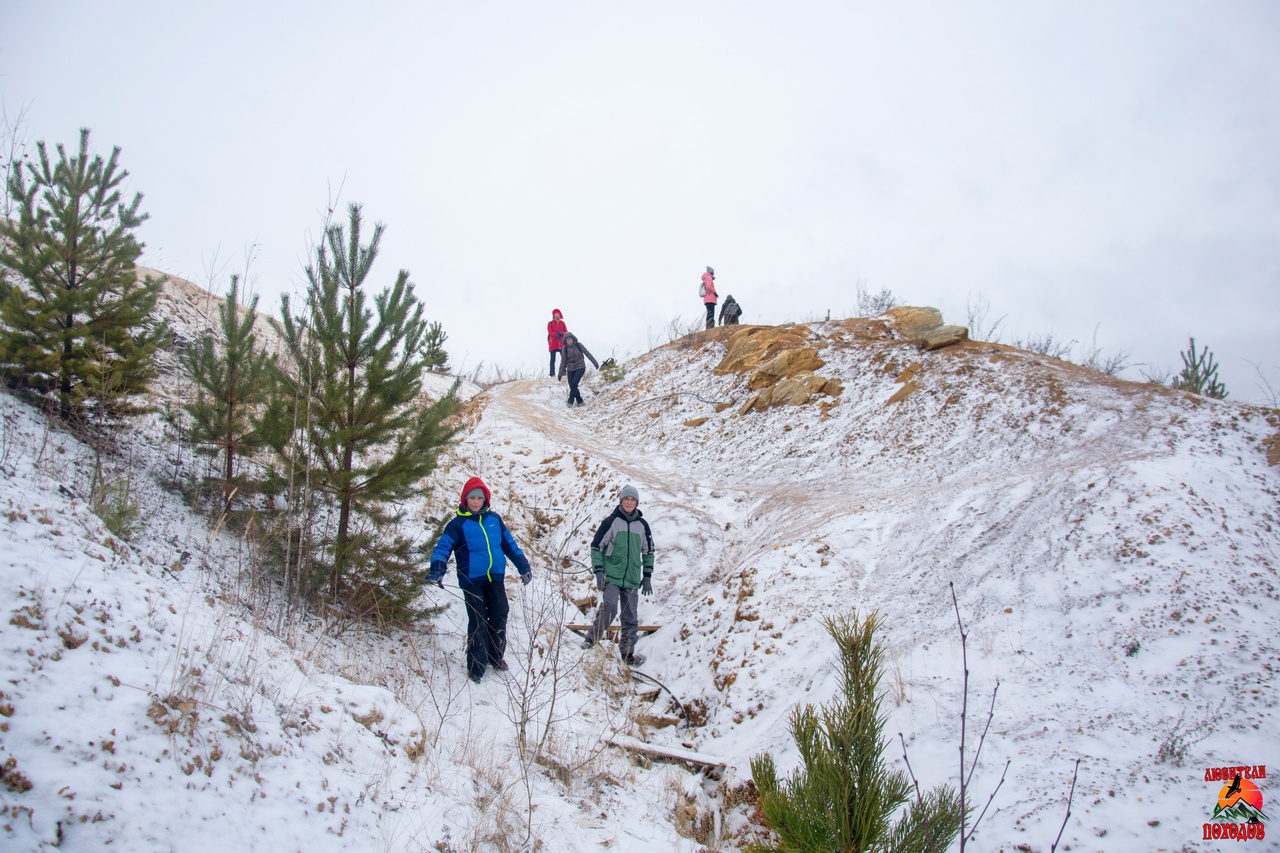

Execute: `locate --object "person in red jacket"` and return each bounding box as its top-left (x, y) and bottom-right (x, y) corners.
top-left (547, 308), bottom-right (567, 376)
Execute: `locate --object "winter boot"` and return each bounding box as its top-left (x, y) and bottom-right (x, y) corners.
top-left (621, 652), bottom-right (646, 667)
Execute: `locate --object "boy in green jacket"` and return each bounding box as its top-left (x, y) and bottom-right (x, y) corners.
top-left (582, 485), bottom-right (655, 666)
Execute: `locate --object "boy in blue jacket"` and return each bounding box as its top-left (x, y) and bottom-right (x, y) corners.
top-left (428, 477), bottom-right (533, 683)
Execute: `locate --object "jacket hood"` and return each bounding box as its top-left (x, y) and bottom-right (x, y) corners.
top-left (552, 309), bottom-right (562, 319)
top-left (563, 332), bottom-right (577, 344)
top-left (459, 476), bottom-right (491, 510)
top-left (614, 504), bottom-right (643, 521)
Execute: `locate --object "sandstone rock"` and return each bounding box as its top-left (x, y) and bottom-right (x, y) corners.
top-left (920, 325), bottom-right (969, 351)
top-left (747, 347), bottom-right (826, 390)
top-left (739, 371), bottom-right (840, 413)
top-left (886, 381), bottom-right (920, 405)
top-left (1264, 432), bottom-right (1280, 467)
top-left (715, 326), bottom-right (811, 375)
top-left (885, 306), bottom-right (943, 333)
top-left (883, 306), bottom-right (969, 352)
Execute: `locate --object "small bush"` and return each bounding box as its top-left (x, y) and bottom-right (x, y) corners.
top-left (855, 280), bottom-right (900, 318)
top-left (92, 477), bottom-right (142, 540)
top-left (1013, 332), bottom-right (1076, 361)
top-left (1171, 337), bottom-right (1227, 399)
top-left (750, 612), bottom-right (963, 852)
top-left (600, 359), bottom-right (626, 383)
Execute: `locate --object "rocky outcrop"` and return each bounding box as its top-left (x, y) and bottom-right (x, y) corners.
top-left (740, 372), bottom-right (844, 414)
top-left (712, 325), bottom-right (843, 414)
top-left (884, 306), bottom-right (969, 351)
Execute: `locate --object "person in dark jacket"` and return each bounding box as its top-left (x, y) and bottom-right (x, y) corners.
top-left (556, 332), bottom-right (599, 407)
top-left (582, 485), bottom-right (655, 666)
top-left (427, 477), bottom-right (533, 683)
top-left (546, 308), bottom-right (567, 376)
top-left (719, 295), bottom-right (741, 325)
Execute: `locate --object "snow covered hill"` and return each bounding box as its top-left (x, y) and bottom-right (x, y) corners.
top-left (1, 285), bottom-right (1277, 851)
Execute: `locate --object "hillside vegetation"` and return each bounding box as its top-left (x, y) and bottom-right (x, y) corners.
top-left (0, 275), bottom-right (1277, 851)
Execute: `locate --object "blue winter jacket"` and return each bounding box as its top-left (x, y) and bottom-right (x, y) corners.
top-left (428, 507), bottom-right (531, 586)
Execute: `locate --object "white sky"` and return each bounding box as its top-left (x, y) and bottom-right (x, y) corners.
top-left (4, 1), bottom-right (1279, 399)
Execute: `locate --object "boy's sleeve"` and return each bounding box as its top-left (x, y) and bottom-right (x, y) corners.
top-left (427, 522), bottom-right (456, 581)
top-left (589, 516), bottom-right (611, 570)
top-left (641, 518), bottom-right (655, 573)
top-left (500, 518), bottom-right (532, 575)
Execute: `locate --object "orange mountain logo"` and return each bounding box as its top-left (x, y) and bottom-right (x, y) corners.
top-left (1203, 765), bottom-right (1267, 842)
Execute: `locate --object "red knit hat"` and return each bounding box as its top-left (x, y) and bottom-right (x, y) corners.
top-left (459, 476), bottom-right (491, 507)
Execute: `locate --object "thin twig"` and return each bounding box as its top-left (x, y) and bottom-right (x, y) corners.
top-left (966, 758), bottom-right (1010, 842)
top-left (965, 681), bottom-right (1000, 790)
top-left (951, 581), bottom-right (970, 852)
top-left (618, 391), bottom-right (728, 413)
top-left (899, 733), bottom-right (943, 853)
top-left (1050, 758), bottom-right (1081, 853)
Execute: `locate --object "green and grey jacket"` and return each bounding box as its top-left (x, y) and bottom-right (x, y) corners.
top-left (589, 506), bottom-right (654, 589)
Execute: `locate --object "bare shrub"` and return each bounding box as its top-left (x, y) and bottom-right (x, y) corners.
top-left (1079, 324), bottom-right (1131, 377)
top-left (1138, 364), bottom-right (1172, 386)
top-left (1155, 699), bottom-right (1225, 766)
top-left (1013, 332), bottom-right (1076, 360)
top-left (1246, 359), bottom-right (1280, 407)
top-left (855, 279), bottom-right (900, 318)
top-left (964, 293), bottom-right (1006, 343)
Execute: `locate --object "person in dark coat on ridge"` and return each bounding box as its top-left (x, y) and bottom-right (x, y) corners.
top-left (557, 332), bottom-right (599, 407)
top-left (582, 485), bottom-right (655, 666)
top-left (427, 477), bottom-right (533, 683)
top-left (719, 295), bottom-right (741, 325)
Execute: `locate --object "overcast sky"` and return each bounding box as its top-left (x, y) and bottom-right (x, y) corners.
top-left (4, 1), bottom-right (1279, 401)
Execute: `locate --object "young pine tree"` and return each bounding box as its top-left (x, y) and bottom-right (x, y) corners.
top-left (750, 613), bottom-right (964, 853)
top-left (1171, 337), bottom-right (1228, 399)
top-left (422, 320), bottom-right (449, 371)
top-left (274, 203), bottom-right (458, 615)
top-left (0, 128), bottom-right (165, 418)
top-left (183, 275), bottom-right (275, 514)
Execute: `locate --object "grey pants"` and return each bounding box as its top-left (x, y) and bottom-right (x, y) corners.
top-left (587, 583), bottom-right (639, 655)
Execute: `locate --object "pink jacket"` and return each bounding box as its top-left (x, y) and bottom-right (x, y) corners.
top-left (701, 272), bottom-right (717, 304)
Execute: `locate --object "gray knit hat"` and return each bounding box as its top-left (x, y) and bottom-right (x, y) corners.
top-left (466, 488), bottom-right (486, 501)
top-left (620, 485), bottom-right (640, 503)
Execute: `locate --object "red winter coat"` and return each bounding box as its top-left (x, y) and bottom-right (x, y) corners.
top-left (547, 310), bottom-right (567, 352)
top-left (701, 272), bottom-right (718, 305)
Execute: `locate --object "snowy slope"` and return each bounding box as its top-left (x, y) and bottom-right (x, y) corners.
top-left (1, 305), bottom-right (1277, 852)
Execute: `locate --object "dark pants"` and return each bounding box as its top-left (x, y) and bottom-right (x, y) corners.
top-left (462, 578), bottom-right (509, 678)
top-left (566, 368), bottom-right (585, 405)
top-left (587, 583), bottom-right (640, 657)
top-left (705, 303), bottom-right (716, 330)
top-left (549, 350), bottom-right (561, 376)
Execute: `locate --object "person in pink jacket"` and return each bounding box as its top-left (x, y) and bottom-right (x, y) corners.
top-left (700, 266), bottom-right (718, 330)
top-left (547, 308), bottom-right (567, 376)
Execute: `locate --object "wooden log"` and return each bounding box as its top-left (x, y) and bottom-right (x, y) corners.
top-left (607, 734), bottom-right (725, 772)
top-left (567, 624), bottom-right (660, 638)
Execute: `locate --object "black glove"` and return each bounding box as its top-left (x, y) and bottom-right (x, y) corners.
top-left (595, 571), bottom-right (606, 591)
top-left (521, 571), bottom-right (532, 586)
top-left (641, 576), bottom-right (653, 596)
